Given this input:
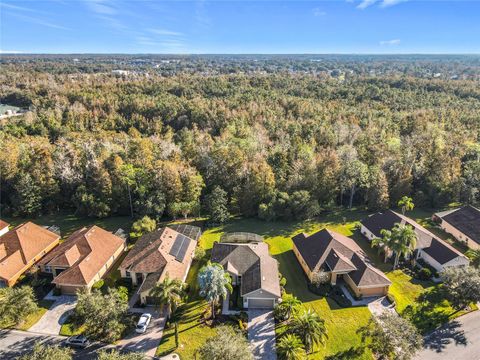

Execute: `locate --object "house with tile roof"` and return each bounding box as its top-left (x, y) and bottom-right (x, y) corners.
top-left (361, 210), bottom-right (469, 272)
top-left (38, 225), bottom-right (126, 294)
top-left (434, 205), bottom-right (480, 250)
top-left (0, 220), bottom-right (9, 237)
top-left (0, 222), bottom-right (60, 287)
top-left (211, 237), bottom-right (281, 309)
top-left (119, 225), bottom-right (200, 305)
top-left (292, 229), bottom-right (391, 298)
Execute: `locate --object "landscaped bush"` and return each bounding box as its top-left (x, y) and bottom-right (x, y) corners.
top-left (311, 270), bottom-right (330, 287)
top-left (416, 259), bottom-right (439, 278)
top-left (92, 280), bottom-right (104, 290)
top-left (417, 268), bottom-right (432, 281)
top-left (193, 247), bottom-right (206, 261)
top-left (53, 287), bottom-right (62, 296)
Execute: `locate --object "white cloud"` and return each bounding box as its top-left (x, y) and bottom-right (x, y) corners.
top-left (313, 8), bottom-right (327, 16)
top-left (0, 50), bottom-right (24, 54)
top-left (380, 0), bottom-right (408, 7)
top-left (380, 39), bottom-right (401, 45)
top-left (85, 0), bottom-right (116, 15)
top-left (356, 0), bottom-right (407, 9)
top-left (149, 29), bottom-right (183, 37)
top-left (357, 0), bottom-right (378, 9)
top-left (7, 12), bottom-right (70, 30)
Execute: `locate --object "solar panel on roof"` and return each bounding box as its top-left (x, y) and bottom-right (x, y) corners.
top-left (176, 236), bottom-right (191, 262)
top-left (169, 234), bottom-right (191, 262)
top-left (169, 236), bottom-right (182, 258)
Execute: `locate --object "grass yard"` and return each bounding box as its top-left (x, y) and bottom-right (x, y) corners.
top-left (200, 208), bottom-right (375, 359)
top-left (156, 259), bottom-right (218, 359)
top-left (16, 299), bottom-right (55, 331)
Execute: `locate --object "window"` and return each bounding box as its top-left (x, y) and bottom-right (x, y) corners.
top-left (126, 272), bottom-right (131, 278)
top-left (45, 266), bottom-right (52, 273)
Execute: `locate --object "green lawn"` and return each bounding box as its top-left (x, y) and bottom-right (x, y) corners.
top-left (156, 259), bottom-right (218, 359)
top-left (16, 299), bottom-right (55, 331)
top-left (200, 209), bottom-right (375, 359)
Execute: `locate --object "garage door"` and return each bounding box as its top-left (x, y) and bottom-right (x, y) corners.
top-left (248, 298), bottom-right (274, 309)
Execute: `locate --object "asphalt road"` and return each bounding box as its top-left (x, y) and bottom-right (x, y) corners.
top-left (416, 310), bottom-right (480, 360)
top-left (0, 329), bottom-right (107, 360)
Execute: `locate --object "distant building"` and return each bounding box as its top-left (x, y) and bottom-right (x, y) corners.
top-left (0, 222), bottom-right (60, 287)
top-left (434, 205), bottom-right (480, 250)
top-left (293, 229), bottom-right (391, 298)
top-left (38, 226), bottom-right (126, 294)
top-left (112, 69), bottom-right (130, 76)
top-left (361, 210), bottom-right (469, 272)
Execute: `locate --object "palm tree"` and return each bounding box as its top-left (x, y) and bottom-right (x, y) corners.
top-left (466, 249), bottom-right (480, 268)
top-left (149, 276), bottom-right (185, 318)
top-left (275, 294), bottom-right (301, 321)
top-left (277, 334), bottom-right (306, 360)
top-left (398, 196), bottom-right (414, 215)
top-left (197, 261), bottom-right (232, 319)
top-left (371, 229), bottom-right (393, 263)
top-left (373, 223), bottom-right (417, 269)
top-left (290, 309), bottom-right (328, 354)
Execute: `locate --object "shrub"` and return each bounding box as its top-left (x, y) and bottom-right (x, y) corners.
top-left (92, 280), bottom-right (104, 290)
top-left (193, 246), bottom-right (206, 261)
top-left (418, 267), bottom-right (432, 280)
top-left (53, 287), bottom-right (62, 296)
top-left (311, 270), bottom-right (330, 287)
top-left (280, 277), bottom-right (287, 287)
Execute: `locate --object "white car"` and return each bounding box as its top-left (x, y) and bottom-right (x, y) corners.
top-left (135, 313), bottom-right (152, 333)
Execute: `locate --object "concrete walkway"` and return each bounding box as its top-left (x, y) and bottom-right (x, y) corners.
top-left (118, 308), bottom-right (166, 358)
top-left (29, 293), bottom-right (77, 335)
top-left (248, 310), bottom-right (277, 360)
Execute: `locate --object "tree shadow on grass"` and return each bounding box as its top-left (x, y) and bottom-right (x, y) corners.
top-left (325, 346), bottom-right (366, 360)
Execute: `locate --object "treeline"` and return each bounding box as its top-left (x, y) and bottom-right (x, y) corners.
top-left (0, 62), bottom-right (479, 220)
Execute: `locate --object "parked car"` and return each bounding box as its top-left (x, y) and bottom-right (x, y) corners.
top-left (135, 313), bottom-right (152, 333)
top-left (65, 335), bottom-right (89, 348)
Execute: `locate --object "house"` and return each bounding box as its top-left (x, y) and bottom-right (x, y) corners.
top-left (211, 237), bottom-right (281, 309)
top-left (0, 220), bottom-right (9, 237)
top-left (119, 224), bottom-right (201, 305)
top-left (434, 205), bottom-right (480, 250)
top-left (0, 222), bottom-right (60, 287)
top-left (361, 210), bottom-right (469, 272)
top-left (292, 229), bottom-right (391, 298)
top-left (38, 226), bottom-right (126, 295)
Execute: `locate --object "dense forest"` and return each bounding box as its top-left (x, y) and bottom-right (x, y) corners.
top-left (0, 55), bottom-right (479, 221)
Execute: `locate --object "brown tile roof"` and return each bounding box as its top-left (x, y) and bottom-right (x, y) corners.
top-left (0, 222), bottom-right (60, 281)
top-left (0, 220), bottom-right (9, 230)
top-left (39, 226), bottom-right (125, 287)
top-left (361, 210), bottom-right (466, 265)
top-left (120, 226), bottom-right (199, 294)
top-left (292, 229), bottom-right (391, 288)
top-left (211, 242), bottom-right (281, 298)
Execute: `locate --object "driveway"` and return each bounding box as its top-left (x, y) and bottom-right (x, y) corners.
top-left (118, 308), bottom-right (166, 357)
top-left (29, 295), bottom-right (77, 335)
top-left (415, 310), bottom-right (480, 360)
top-left (248, 310), bottom-right (277, 360)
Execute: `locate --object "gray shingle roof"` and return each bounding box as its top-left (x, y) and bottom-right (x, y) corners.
top-left (440, 205), bottom-right (480, 245)
top-left (211, 242), bottom-right (281, 298)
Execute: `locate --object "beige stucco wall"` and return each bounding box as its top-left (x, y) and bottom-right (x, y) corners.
top-left (344, 274), bottom-right (388, 297)
top-left (292, 243), bottom-right (314, 281)
top-left (441, 220), bottom-right (479, 250)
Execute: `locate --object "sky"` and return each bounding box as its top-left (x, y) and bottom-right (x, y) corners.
top-left (1, 0), bottom-right (479, 54)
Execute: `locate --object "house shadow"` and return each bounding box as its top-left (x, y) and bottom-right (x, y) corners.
top-left (325, 346), bottom-right (366, 360)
